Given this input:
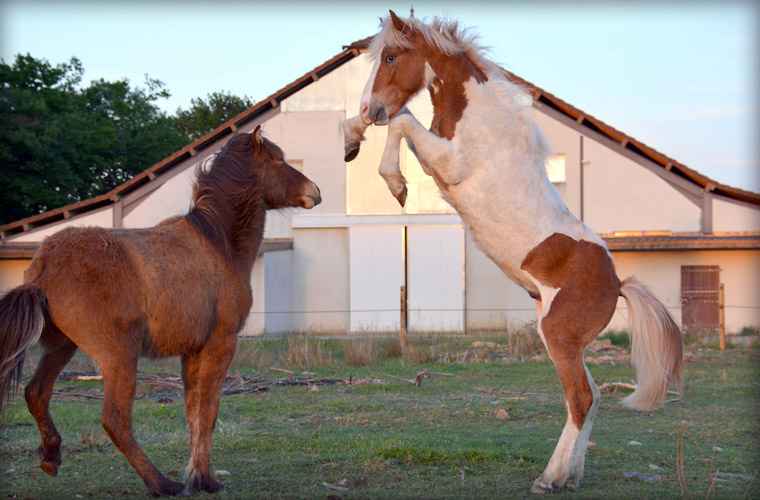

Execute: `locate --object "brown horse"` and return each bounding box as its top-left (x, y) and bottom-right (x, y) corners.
top-left (0, 126), bottom-right (321, 497)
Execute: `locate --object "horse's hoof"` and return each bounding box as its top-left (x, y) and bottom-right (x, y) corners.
top-left (201, 478), bottom-right (225, 494)
top-left (344, 143), bottom-right (360, 162)
top-left (40, 459), bottom-right (59, 477)
top-left (150, 480), bottom-right (187, 497)
top-left (37, 443), bottom-right (61, 476)
top-left (395, 186), bottom-right (408, 207)
top-left (530, 478), bottom-right (553, 494)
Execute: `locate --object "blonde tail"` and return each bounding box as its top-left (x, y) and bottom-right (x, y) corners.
top-left (619, 277), bottom-right (683, 411)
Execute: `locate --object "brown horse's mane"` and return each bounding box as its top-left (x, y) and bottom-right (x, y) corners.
top-left (186, 133), bottom-right (277, 268)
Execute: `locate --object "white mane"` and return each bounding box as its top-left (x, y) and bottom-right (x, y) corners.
top-left (368, 14), bottom-right (490, 69)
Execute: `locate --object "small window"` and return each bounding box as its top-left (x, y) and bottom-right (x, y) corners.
top-left (545, 154), bottom-right (566, 184)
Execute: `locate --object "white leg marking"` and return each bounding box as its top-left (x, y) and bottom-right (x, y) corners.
top-left (566, 363), bottom-right (601, 488)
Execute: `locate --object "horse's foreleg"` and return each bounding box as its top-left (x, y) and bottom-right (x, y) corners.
top-left (99, 355), bottom-right (187, 497)
top-left (388, 112), bottom-right (467, 186)
top-left (378, 116), bottom-right (410, 206)
top-left (181, 355), bottom-right (201, 471)
top-left (341, 115), bottom-right (370, 162)
top-left (24, 333), bottom-right (77, 477)
top-left (183, 332), bottom-right (237, 494)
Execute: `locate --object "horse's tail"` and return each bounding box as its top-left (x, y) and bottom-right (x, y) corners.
top-left (0, 284), bottom-right (47, 413)
top-left (619, 277), bottom-right (683, 411)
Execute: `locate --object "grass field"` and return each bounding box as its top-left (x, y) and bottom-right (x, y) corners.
top-left (1, 335), bottom-right (758, 499)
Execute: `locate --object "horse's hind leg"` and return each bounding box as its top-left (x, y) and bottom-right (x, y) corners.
top-left (24, 327), bottom-right (78, 477)
top-left (98, 354), bottom-right (187, 497)
top-left (183, 331), bottom-right (237, 494)
top-left (531, 348), bottom-right (600, 493)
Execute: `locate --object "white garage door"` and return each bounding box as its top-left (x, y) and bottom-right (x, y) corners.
top-left (407, 226), bottom-right (464, 333)
top-left (349, 226), bottom-right (403, 333)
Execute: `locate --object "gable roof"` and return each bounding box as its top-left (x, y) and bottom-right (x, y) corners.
top-left (1, 36), bottom-right (758, 241)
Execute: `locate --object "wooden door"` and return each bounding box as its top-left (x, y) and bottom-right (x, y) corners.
top-left (681, 265), bottom-right (720, 334)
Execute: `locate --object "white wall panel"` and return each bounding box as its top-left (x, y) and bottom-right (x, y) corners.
top-left (349, 226), bottom-right (403, 333)
top-left (407, 226), bottom-right (464, 333)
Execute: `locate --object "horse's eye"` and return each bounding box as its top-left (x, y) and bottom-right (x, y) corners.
top-left (385, 54), bottom-right (396, 64)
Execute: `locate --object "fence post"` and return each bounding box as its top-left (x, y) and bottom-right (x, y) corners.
top-left (400, 285), bottom-right (407, 349)
top-left (719, 283), bottom-right (726, 351)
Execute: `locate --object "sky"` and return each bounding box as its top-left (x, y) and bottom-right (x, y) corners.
top-left (1, 0), bottom-right (758, 193)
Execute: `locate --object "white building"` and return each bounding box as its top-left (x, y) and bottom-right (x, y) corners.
top-left (2, 38), bottom-right (759, 338)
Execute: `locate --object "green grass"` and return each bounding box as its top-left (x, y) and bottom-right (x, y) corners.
top-left (1, 337), bottom-right (758, 499)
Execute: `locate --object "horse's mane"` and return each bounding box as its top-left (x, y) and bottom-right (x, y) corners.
top-left (187, 133), bottom-right (275, 266)
top-left (369, 13), bottom-right (552, 168)
top-left (369, 14), bottom-right (493, 74)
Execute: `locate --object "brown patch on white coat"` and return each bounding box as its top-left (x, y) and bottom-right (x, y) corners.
top-left (521, 233), bottom-right (619, 430)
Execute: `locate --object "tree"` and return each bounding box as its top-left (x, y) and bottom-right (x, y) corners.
top-left (0, 54), bottom-right (187, 225)
top-left (174, 91), bottom-right (254, 141)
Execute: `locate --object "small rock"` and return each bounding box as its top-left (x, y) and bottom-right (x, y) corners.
top-left (628, 440), bottom-right (643, 446)
top-left (712, 446), bottom-right (724, 452)
top-left (215, 470), bottom-right (231, 477)
top-left (649, 464), bottom-right (664, 471)
top-left (587, 441), bottom-right (596, 448)
top-left (496, 409), bottom-right (510, 420)
top-left (624, 472), bottom-right (661, 483)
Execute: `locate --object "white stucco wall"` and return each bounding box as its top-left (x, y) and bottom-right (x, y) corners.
top-left (240, 257), bottom-right (266, 336)
top-left (608, 249), bottom-right (760, 334)
top-left (291, 227), bottom-right (349, 334)
top-left (6, 206), bottom-right (114, 243)
top-left (583, 138), bottom-right (702, 234)
top-left (712, 197), bottom-right (760, 232)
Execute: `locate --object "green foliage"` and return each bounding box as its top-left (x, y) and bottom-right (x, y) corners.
top-left (174, 91), bottom-right (254, 141)
top-left (0, 55), bottom-right (256, 226)
top-left (599, 330), bottom-right (631, 349)
top-left (0, 54), bottom-right (188, 225)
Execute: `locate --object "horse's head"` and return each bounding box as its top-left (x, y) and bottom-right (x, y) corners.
top-left (360, 10), bottom-right (432, 125)
top-left (251, 126), bottom-right (321, 210)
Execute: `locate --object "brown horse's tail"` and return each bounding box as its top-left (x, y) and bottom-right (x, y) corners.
top-left (0, 284), bottom-right (47, 413)
top-left (618, 277), bottom-right (683, 411)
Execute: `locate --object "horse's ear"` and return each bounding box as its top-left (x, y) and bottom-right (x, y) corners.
top-left (252, 125), bottom-right (263, 149)
top-left (389, 10), bottom-right (407, 33)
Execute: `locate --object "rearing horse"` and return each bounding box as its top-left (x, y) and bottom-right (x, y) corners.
top-left (0, 127), bottom-right (321, 497)
top-left (343, 11), bottom-right (682, 493)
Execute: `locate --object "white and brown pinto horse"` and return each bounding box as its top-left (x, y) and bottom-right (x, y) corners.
top-left (343, 11), bottom-right (683, 493)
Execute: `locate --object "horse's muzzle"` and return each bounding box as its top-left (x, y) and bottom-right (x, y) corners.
top-left (364, 103), bottom-right (389, 126)
top-left (301, 182), bottom-right (321, 209)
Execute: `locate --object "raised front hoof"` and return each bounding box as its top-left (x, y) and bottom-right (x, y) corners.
top-left (344, 142), bottom-right (360, 162)
top-left (394, 186), bottom-right (408, 207)
top-left (148, 480), bottom-right (189, 498)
